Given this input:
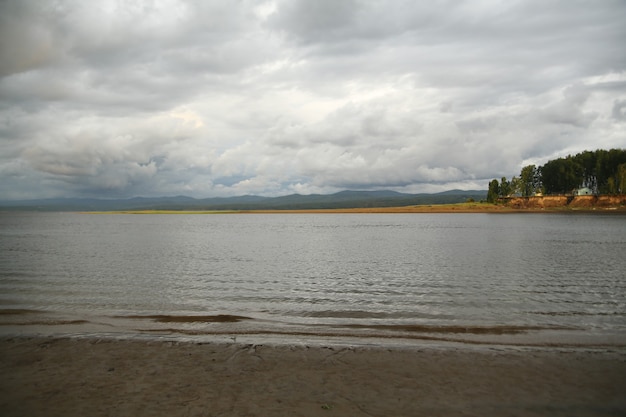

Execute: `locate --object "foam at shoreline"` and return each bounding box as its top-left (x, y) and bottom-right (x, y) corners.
top-left (2, 309), bottom-right (624, 350)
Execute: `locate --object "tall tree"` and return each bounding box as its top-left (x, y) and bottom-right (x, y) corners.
top-left (576, 150), bottom-right (598, 192)
top-left (499, 177), bottom-right (511, 197)
top-left (492, 149), bottom-right (626, 196)
top-left (617, 163), bottom-right (626, 194)
top-left (519, 165), bottom-right (540, 197)
top-left (540, 157), bottom-right (582, 194)
top-left (487, 179), bottom-right (500, 203)
top-left (510, 176), bottom-right (521, 196)
top-left (595, 149), bottom-right (626, 193)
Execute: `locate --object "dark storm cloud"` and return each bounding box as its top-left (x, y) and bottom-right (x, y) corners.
top-left (0, 0), bottom-right (625, 199)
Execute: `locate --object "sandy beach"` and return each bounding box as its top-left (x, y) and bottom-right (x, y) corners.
top-left (1, 336), bottom-right (625, 417)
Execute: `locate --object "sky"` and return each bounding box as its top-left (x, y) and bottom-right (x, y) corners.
top-left (1, 0), bottom-right (625, 200)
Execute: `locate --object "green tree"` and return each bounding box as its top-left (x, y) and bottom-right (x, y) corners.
top-left (607, 177), bottom-right (617, 194)
top-left (576, 150), bottom-right (598, 192)
top-left (595, 149), bottom-right (626, 193)
top-left (519, 165), bottom-right (540, 197)
top-left (499, 177), bottom-right (511, 197)
top-left (501, 149), bottom-right (626, 197)
top-left (510, 176), bottom-right (521, 196)
top-left (487, 179), bottom-right (500, 203)
top-left (615, 163), bottom-right (626, 194)
top-left (540, 157), bottom-right (582, 194)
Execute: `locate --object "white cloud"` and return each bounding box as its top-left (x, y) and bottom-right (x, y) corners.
top-left (1, 0), bottom-right (625, 199)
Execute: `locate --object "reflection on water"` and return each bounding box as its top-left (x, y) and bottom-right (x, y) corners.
top-left (0, 212), bottom-right (625, 345)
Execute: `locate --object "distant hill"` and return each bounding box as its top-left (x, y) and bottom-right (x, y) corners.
top-left (0, 190), bottom-right (487, 211)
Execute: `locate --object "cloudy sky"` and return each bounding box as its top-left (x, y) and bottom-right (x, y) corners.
top-left (1, 0), bottom-right (625, 199)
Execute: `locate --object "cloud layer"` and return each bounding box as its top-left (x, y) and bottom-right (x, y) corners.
top-left (1, 0), bottom-right (625, 199)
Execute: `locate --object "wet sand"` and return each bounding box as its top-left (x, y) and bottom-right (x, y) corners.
top-left (1, 336), bottom-right (625, 417)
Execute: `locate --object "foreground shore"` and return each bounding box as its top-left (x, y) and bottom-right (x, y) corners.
top-left (1, 336), bottom-right (625, 417)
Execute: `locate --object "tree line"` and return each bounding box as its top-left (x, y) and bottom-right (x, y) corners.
top-left (487, 149), bottom-right (626, 203)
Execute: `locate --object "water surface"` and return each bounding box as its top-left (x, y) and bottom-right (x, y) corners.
top-left (1, 212), bottom-right (625, 347)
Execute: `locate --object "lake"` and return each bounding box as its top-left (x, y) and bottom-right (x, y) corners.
top-left (1, 212), bottom-right (625, 347)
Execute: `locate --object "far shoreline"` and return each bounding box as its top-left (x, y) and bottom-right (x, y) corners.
top-left (83, 201), bottom-right (626, 214)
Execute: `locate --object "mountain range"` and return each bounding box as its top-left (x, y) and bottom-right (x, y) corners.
top-left (0, 190), bottom-right (487, 211)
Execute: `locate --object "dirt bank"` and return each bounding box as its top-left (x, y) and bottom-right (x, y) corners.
top-left (506, 195), bottom-right (626, 210)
